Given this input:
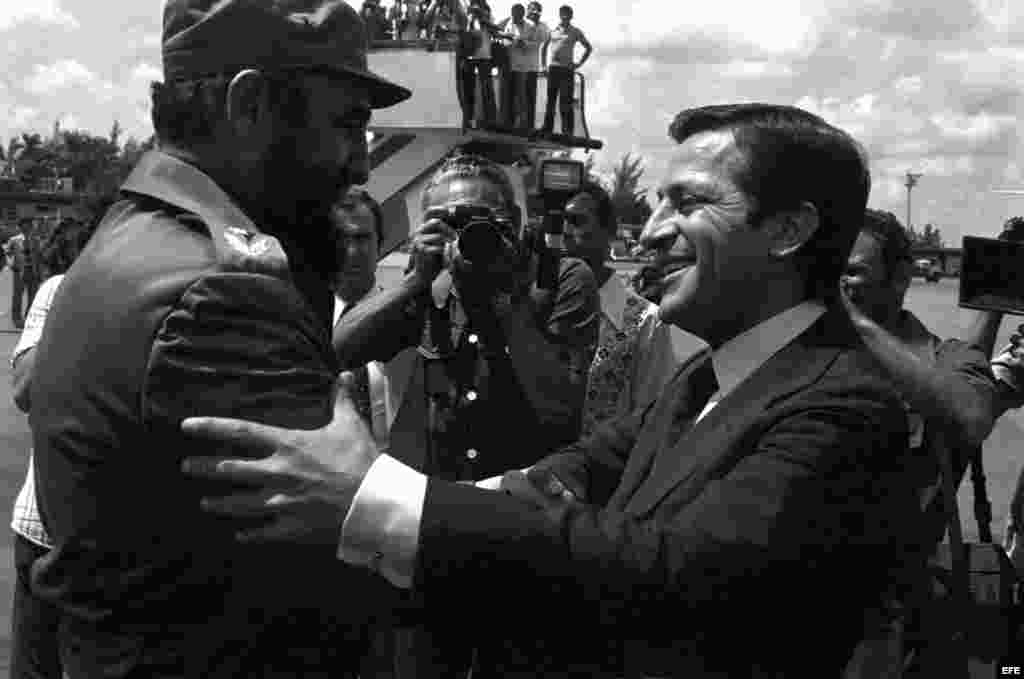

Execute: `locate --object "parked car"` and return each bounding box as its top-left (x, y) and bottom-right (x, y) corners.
top-left (914, 258), bottom-right (942, 282)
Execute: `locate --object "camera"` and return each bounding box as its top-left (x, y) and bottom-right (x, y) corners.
top-left (959, 236), bottom-right (1024, 315)
top-left (433, 204), bottom-right (515, 268)
top-left (534, 158), bottom-right (584, 290)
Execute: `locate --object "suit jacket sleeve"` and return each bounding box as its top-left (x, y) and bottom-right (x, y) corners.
top-left (415, 372), bottom-right (911, 634)
top-left (529, 400), bottom-right (653, 504)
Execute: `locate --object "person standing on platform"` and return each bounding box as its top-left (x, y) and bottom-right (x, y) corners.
top-left (539, 4), bottom-right (591, 137)
top-left (523, 1), bottom-right (549, 130)
top-left (497, 4), bottom-right (539, 131)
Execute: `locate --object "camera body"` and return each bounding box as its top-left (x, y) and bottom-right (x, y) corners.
top-left (960, 236), bottom-right (1024, 315)
top-left (435, 203), bottom-right (516, 269)
top-left (534, 158), bottom-right (585, 290)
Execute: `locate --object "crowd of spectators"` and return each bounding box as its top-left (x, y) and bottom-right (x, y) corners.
top-left (363, 0), bottom-right (590, 137)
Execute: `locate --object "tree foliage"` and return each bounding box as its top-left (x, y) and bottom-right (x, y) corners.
top-left (3, 122), bottom-right (156, 196)
top-left (607, 152), bottom-right (652, 226)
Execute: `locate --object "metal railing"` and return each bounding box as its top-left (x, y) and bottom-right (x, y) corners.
top-left (369, 37), bottom-right (597, 146)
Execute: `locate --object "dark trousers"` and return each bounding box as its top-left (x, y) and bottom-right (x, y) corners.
top-left (524, 71), bottom-right (539, 129)
top-left (11, 534), bottom-right (62, 679)
top-left (542, 65), bottom-right (574, 135)
top-left (11, 269), bottom-right (24, 326)
top-left (501, 70), bottom-right (533, 129)
top-left (499, 67), bottom-right (516, 128)
top-left (12, 271), bottom-right (39, 326)
top-left (458, 58), bottom-right (496, 126)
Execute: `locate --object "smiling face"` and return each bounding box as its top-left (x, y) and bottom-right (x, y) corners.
top-left (639, 129), bottom-right (793, 345)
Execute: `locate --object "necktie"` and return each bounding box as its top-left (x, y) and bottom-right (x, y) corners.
top-left (638, 357), bottom-right (719, 506)
top-left (351, 363), bottom-right (374, 428)
top-left (665, 356), bottom-right (719, 443)
top-left (609, 354), bottom-right (718, 513)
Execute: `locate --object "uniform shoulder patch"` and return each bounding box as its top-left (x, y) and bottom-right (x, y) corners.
top-left (217, 225), bottom-right (291, 279)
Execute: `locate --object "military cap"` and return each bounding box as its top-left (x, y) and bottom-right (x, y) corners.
top-left (162, 0), bottom-right (411, 108)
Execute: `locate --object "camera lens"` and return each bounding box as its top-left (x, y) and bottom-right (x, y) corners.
top-left (459, 220), bottom-right (504, 265)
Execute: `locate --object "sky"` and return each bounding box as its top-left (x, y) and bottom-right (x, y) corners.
top-left (3, 0), bottom-right (1024, 246)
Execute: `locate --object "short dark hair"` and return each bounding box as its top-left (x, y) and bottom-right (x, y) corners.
top-left (571, 180), bottom-right (616, 235)
top-left (527, 1), bottom-right (542, 11)
top-left (150, 70), bottom-right (312, 147)
top-left (668, 103), bottom-right (870, 302)
top-left (861, 209), bottom-right (912, 282)
top-left (511, 3), bottom-right (525, 12)
top-left (559, 4), bottom-right (572, 16)
top-left (421, 150), bottom-right (520, 223)
top-left (335, 189), bottom-right (384, 245)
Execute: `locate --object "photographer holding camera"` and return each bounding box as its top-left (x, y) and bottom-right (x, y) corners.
top-left (334, 150), bottom-right (598, 481)
top-left (332, 150), bottom-right (598, 676)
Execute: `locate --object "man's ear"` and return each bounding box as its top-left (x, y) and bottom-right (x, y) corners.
top-left (764, 201), bottom-right (820, 258)
top-left (225, 69), bottom-right (272, 138)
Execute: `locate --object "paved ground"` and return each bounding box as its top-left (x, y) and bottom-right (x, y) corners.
top-left (0, 270), bottom-right (1019, 672)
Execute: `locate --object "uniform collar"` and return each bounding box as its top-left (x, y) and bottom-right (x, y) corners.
top-left (121, 150), bottom-right (260, 237)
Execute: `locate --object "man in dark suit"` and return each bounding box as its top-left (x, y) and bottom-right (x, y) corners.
top-left (182, 104), bottom-right (924, 677)
top-left (27, 1), bottom-right (411, 677)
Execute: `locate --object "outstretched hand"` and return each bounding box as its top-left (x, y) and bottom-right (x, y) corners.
top-left (180, 373), bottom-right (379, 546)
top-left (499, 467), bottom-right (583, 514)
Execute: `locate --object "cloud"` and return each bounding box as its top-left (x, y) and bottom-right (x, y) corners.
top-left (0, 0), bottom-right (78, 30)
top-left (132, 62), bottom-right (162, 82)
top-left (717, 60), bottom-right (794, 79)
top-left (844, 0), bottom-right (985, 41)
top-left (12, 106), bottom-right (39, 128)
top-left (23, 59), bottom-right (96, 94)
top-left (59, 113), bottom-right (80, 131)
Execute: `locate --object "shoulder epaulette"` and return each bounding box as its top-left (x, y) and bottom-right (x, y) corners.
top-left (215, 225), bottom-right (290, 280)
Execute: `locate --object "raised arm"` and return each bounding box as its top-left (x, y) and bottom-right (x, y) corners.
top-left (333, 272), bottom-right (428, 369)
top-left (844, 295), bottom-right (998, 449)
top-left (334, 220), bottom-right (450, 369)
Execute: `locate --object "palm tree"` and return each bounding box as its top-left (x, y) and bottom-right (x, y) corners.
top-left (1, 136), bottom-right (25, 176)
top-left (608, 152), bottom-right (652, 225)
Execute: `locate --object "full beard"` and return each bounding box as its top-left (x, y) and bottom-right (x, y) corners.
top-left (259, 143), bottom-right (355, 330)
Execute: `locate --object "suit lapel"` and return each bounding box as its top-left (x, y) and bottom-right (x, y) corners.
top-left (607, 349), bottom-right (712, 512)
top-left (625, 308), bottom-right (852, 517)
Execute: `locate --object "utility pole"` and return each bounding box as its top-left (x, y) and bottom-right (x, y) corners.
top-left (905, 171), bottom-right (923, 231)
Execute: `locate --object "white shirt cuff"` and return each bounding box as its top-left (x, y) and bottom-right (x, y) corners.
top-left (338, 454), bottom-right (427, 589)
top-left (475, 474), bottom-right (504, 490)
